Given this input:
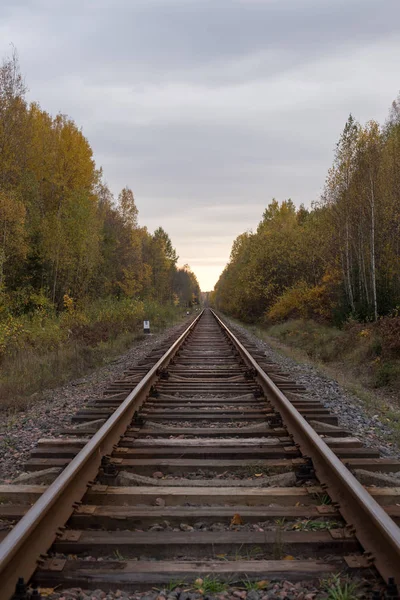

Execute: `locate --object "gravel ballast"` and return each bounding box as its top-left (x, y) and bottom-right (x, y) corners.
top-left (41, 576), bottom-right (376, 600)
top-left (0, 319), bottom-right (189, 483)
top-left (225, 317), bottom-right (400, 459)
top-left (2, 312), bottom-right (398, 482)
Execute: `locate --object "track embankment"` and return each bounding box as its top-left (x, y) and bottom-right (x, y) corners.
top-left (0, 309), bottom-right (399, 600)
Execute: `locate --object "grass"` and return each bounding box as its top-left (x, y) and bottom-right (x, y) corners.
top-left (193, 576), bottom-right (228, 594)
top-left (229, 544), bottom-right (264, 561)
top-left (244, 316), bottom-right (400, 391)
top-left (320, 574), bottom-right (362, 600)
top-left (238, 463), bottom-right (291, 478)
top-left (155, 579), bottom-right (188, 592)
top-left (0, 298), bottom-right (188, 411)
top-left (313, 493), bottom-right (333, 506)
top-left (229, 315), bottom-right (400, 445)
top-left (266, 319), bottom-right (346, 363)
top-left (240, 577), bottom-right (269, 591)
top-left (292, 519), bottom-right (341, 531)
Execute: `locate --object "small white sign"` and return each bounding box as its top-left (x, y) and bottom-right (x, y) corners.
top-left (143, 320), bottom-right (150, 329)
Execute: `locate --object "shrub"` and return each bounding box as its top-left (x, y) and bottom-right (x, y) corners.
top-left (267, 319), bottom-right (345, 362)
top-left (0, 296), bottom-right (182, 409)
top-left (0, 315), bottom-right (27, 358)
top-left (373, 361), bottom-right (400, 388)
top-left (266, 281), bottom-right (332, 323)
top-left (374, 316), bottom-right (400, 358)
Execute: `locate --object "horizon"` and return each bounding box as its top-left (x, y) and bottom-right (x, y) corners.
top-left (2, 0), bottom-right (400, 291)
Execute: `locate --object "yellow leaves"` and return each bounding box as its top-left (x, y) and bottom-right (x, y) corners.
top-left (0, 190), bottom-right (27, 262)
top-left (63, 293), bottom-right (74, 313)
top-left (0, 49), bottom-right (203, 331)
top-left (283, 555), bottom-right (295, 560)
top-left (118, 186), bottom-right (138, 229)
top-left (230, 513), bottom-right (243, 526)
top-left (266, 279), bottom-right (333, 323)
top-left (292, 521), bottom-right (304, 531)
top-left (255, 580), bottom-right (269, 589)
top-left (359, 328), bottom-right (370, 338)
top-left (0, 315), bottom-right (27, 358)
top-left (37, 589), bottom-right (55, 597)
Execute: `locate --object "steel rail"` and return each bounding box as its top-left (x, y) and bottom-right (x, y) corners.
top-left (211, 309), bottom-right (400, 581)
top-left (0, 311), bottom-right (203, 600)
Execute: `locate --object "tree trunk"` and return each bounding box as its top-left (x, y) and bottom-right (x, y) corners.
top-left (345, 219), bottom-right (355, 312)
top-left (360, 232), bottom-right (370, 306)
top-left (370, 173), bottom-right (378, 321)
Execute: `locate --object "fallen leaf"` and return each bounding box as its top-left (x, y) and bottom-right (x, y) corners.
top-left (230, 513), bottom-right (243, 525)
top-left (283, 555), bottom-right (295, 560)
top-left (216, 553), bottom-right (227, 558)
top-left (254, 473), bottom-right (263, 477)
top-left (256, 581), bottom-right (269, 590)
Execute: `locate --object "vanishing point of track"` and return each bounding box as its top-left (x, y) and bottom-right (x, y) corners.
top-left (1, 309), bottom-right (400, 598)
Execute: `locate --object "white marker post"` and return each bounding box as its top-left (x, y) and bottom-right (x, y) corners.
top-left (143, 320), bottom-right (150, 334)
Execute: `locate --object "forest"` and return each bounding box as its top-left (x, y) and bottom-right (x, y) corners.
top-left (212, 98), bottom-right (400, 388)
top-left (0, 49), bottom-right (199, 403)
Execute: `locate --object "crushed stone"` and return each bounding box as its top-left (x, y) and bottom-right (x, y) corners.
top-left (0, 319), bottom-right (190, 483)
top-left (225, 317), bottom-right (400, 459)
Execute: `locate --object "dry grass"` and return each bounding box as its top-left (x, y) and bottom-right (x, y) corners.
top-left (0, 299), bottom-right (186, 411)
top-left (0, 332), bottom-right (139, 411)
top-left (232, 318), bottom-right (400, 445)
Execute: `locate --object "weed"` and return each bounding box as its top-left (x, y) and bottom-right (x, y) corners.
top-left (113, 549), bottom-right (125, 560)
top-left (232, 543), bottom-right (245, 561)
top-left (320, 574), bottom-right (361, 600)
top-left (237, 463), bottom-right (291, 478)
top-left (292, 519), bottom-right (341, 531)
top-left (193, 576), bottom-right (228, 594)
top-left (232, 545), bottom-right (263, 561)
top-left (245, 546), bottom-right (263, 559)
top-left (314, 493), bottom-right (332, 505)
top-left (240, 577), bottom-right (269, 591)
top-left (155, 579), bottom-right (187, 592)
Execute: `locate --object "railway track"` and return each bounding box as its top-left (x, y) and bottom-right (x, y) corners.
top-left (1, 309), bottom-right (400, 599)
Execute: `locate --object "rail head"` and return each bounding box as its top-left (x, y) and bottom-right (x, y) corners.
top-left (211, 309), bottom-right (400, 581)
top-left (0, 310), bottom-right (204, 600)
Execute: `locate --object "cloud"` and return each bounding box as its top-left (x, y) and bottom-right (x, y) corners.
top-left (1, 0), bottom-right (400, 289)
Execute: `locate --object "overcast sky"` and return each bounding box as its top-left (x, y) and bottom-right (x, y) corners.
top-left (1, 0), bottom-right (399, 290)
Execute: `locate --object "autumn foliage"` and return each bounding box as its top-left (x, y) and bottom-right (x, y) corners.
top-left (0, 48), bottom-right (201, 395)
top-left (213, 105), bottom-right (400, 328)
top-left (0, 49), bottom-right (200, 358)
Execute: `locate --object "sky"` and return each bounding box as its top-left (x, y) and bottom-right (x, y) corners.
top-left (1, 0), bottom-right (400, 291)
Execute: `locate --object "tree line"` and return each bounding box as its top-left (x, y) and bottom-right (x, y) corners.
top-left (0, 48), bottom-right (200, 316)
top-left (212, 98), bottom-right (400, 325)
